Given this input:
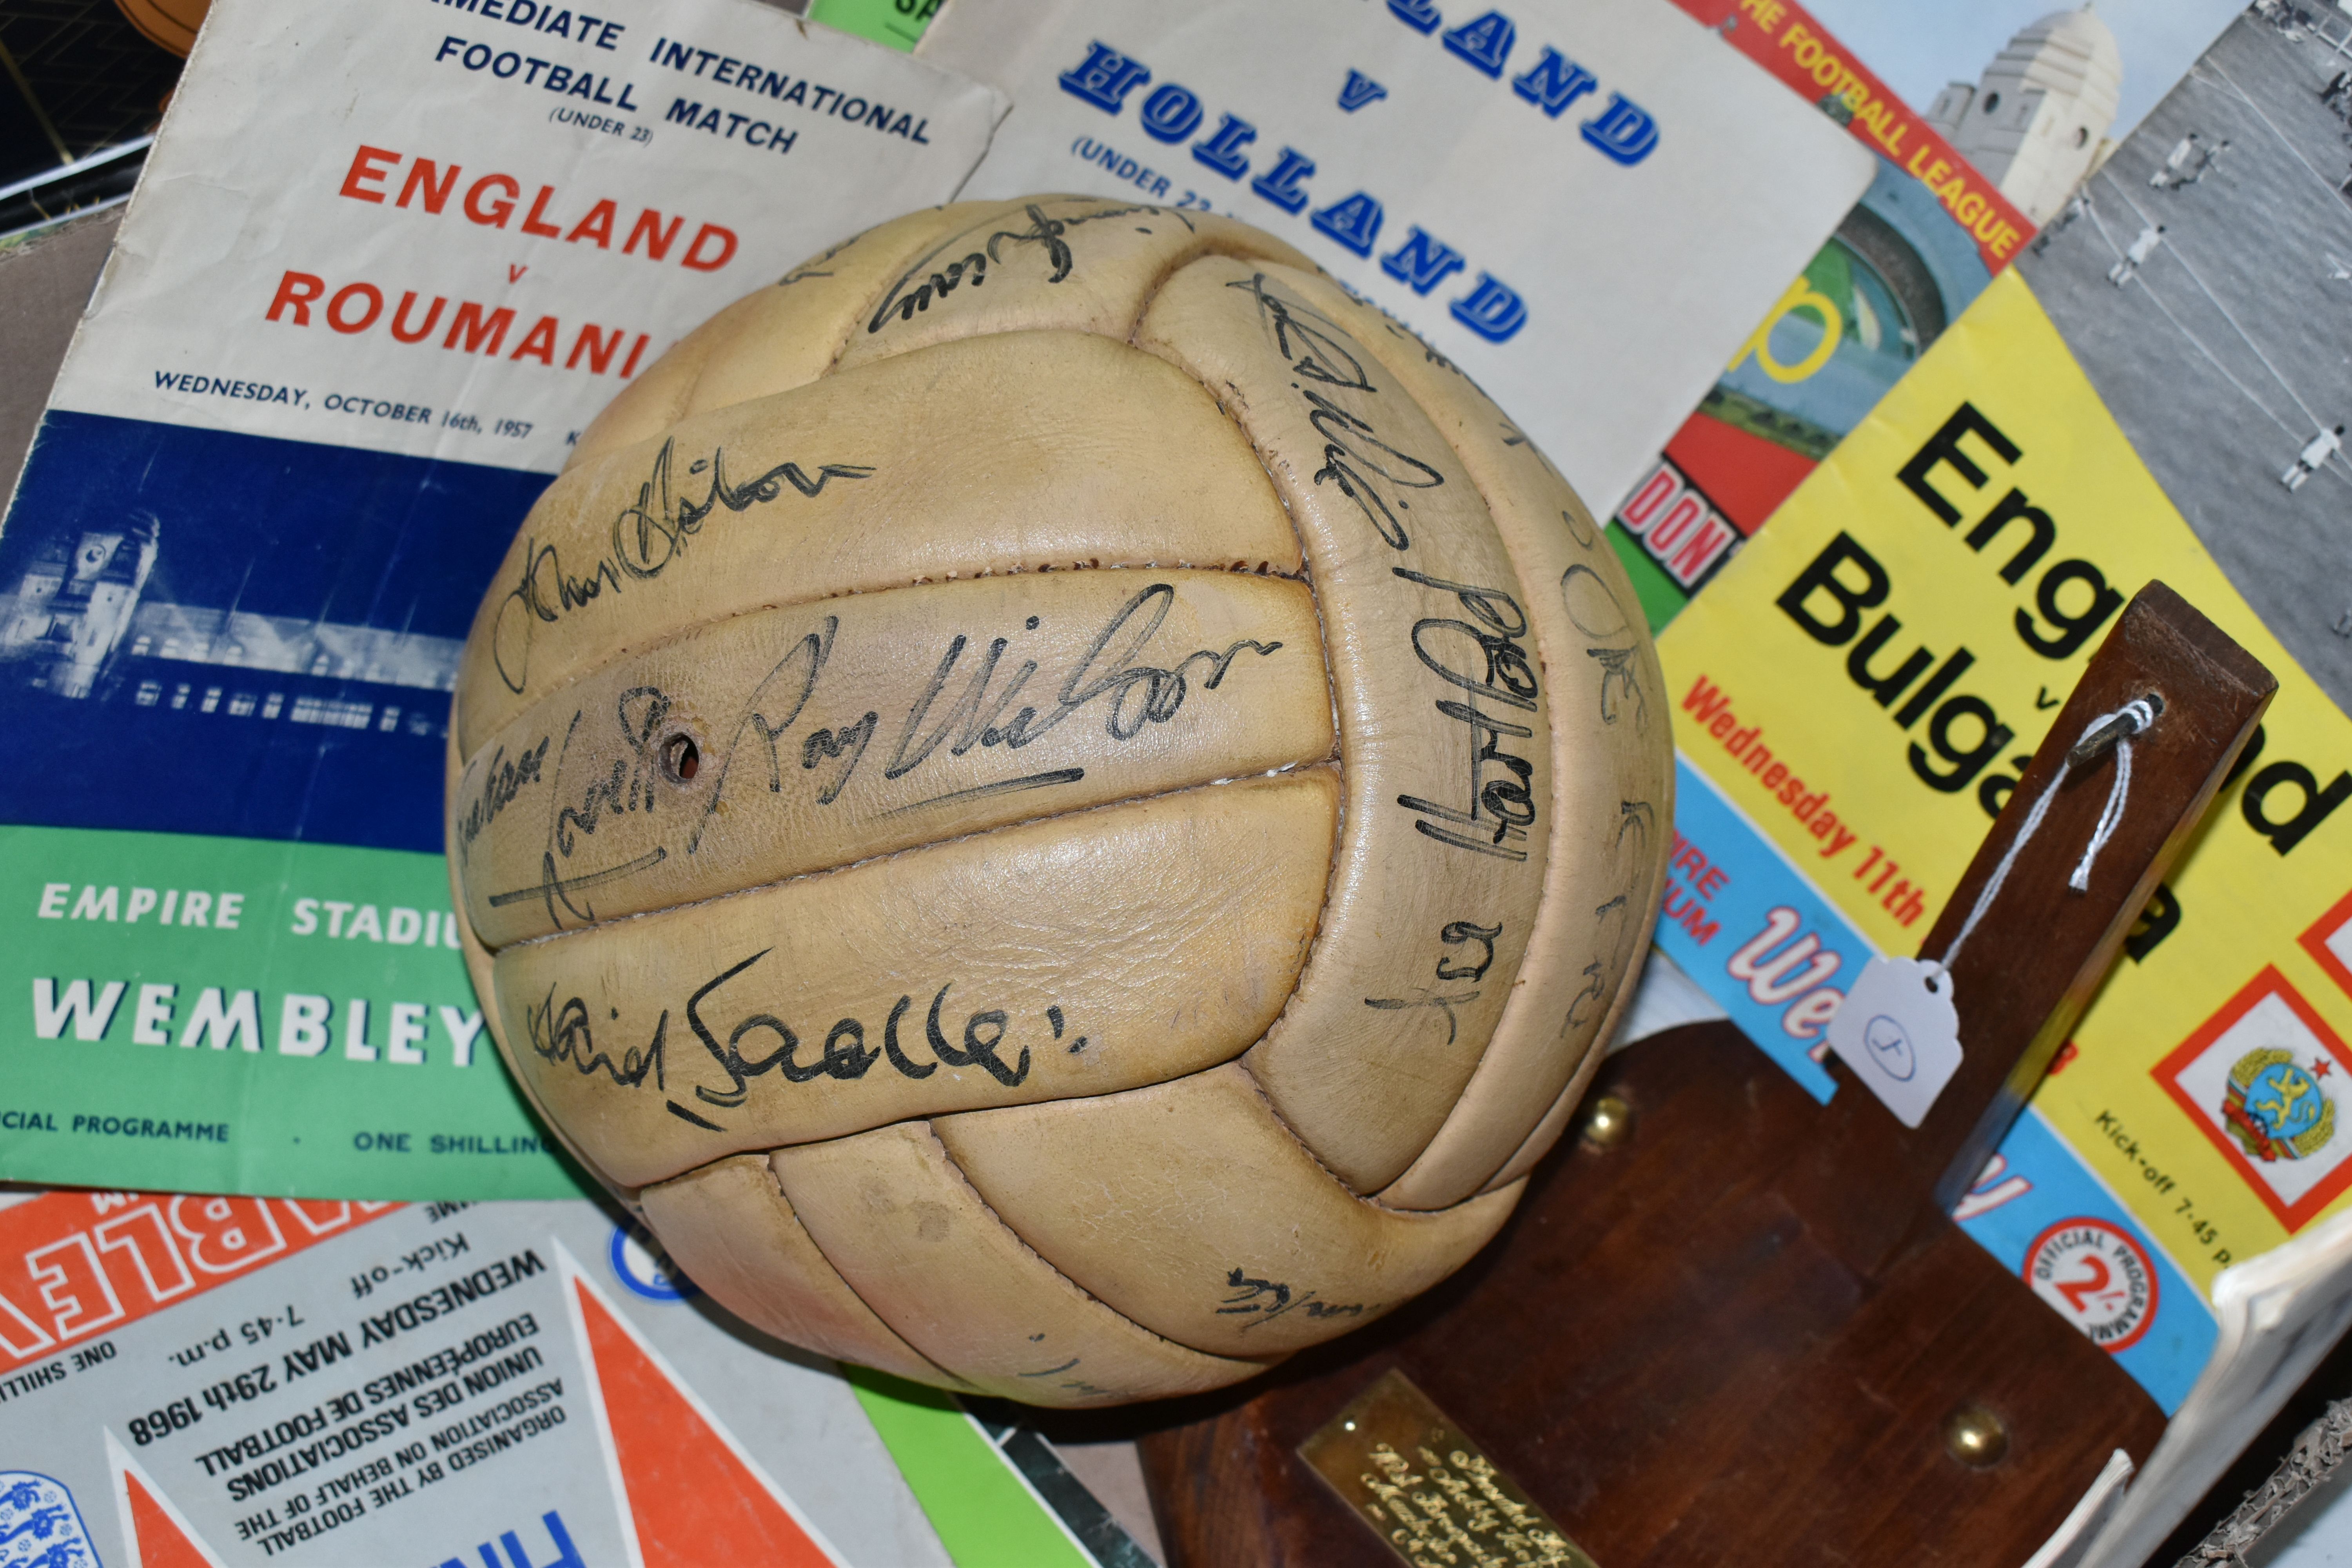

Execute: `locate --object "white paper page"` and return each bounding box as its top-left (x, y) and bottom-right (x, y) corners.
top-left (920, 0), bottom-right (1877, 516)
top-left (46, 0), bottom-right (1007, 476)
top-left (0, 1193), bottom-right (952, 1567)
top-left (2081, 1205), bottom-right (2352, 1568)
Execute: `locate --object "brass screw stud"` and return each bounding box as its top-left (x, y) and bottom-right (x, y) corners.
top-left (1943, 1404), bottom-right (2010, 1468)
top-left (1580, 1094), bottom-right (1634, 1150)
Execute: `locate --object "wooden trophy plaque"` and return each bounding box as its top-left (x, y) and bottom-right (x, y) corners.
top-left (1137, 583), bottom-right (2275, 1566)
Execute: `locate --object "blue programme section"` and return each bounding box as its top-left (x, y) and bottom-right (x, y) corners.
top-left (1958, 1107), bottom-right (2214, 1414)
top-left (0, 412), bottom-right (549, 852)
top-left (1652, 755), bottom-right (1876, 1102)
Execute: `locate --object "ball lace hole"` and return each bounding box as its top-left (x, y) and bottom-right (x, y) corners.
top-left (662, 733), bottom-right (700, 782)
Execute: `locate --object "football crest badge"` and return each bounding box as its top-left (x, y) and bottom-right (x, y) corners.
top-left (2157, 968), bottom-right (2352, 1231)
top-left (0, 1472), bottom-right (97, 1568)
top-left (2222, 1047), bottom-right (2336, 1163)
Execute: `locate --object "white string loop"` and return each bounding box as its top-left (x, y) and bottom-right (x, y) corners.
top-left (2071, 700), bottom-right (2152, 893)
top-left (1937, 697), bottom-right (2158, 974)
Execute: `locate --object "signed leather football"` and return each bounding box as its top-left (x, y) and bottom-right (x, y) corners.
top-left (445, 196), bottom-right (1671, 1406)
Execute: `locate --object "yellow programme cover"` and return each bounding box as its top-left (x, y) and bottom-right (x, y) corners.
top-left (1653, 260), bottom-right (2352, 1410)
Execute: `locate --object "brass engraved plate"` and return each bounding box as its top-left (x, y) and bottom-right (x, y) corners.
top-left (1298, 1368), bottom-right (1598, 1568)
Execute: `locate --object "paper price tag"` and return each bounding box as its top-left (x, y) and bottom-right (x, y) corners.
top-left (1826, 957), bottom-right (1964, 1129)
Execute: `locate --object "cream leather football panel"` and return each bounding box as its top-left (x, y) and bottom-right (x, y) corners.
top-left (639, 1153), bottom-right (964, 1387)
top-left (568, 206), bottom-right (974, 471)
top-left (445, 728), bottom-right (636, 1207)
top-left (448, 197), bottom-right (1677, 1401)
top-left (771, 1122), bottom-right (1271, 1406)
top-left (1483, 1041), bottom-right (1608, 1196)
top-left (489, 771), bottom-right (1338, 1189)
top-left (1134, 258), bottom-right (1555, 1195)
top-left (1255, 274), bottom-right (1673, 1210)
top-left (933, 1064), bottom-right (1522, 1357)
top-left (830, 196), bottom-right (1315, 377)
top-left (456, 329), bottom-right (1303, 755)
top-left (456, 569), bottom-right (1332, 946)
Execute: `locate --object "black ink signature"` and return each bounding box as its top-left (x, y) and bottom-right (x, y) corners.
top-left (1561, 563), bottom-right (1649, 731)
top-left (777, 223), bottom-right (871, 287)
top-left (883, 583), bottom-right (1281, 773)
top-left (1227, 271), bottom-right (1375, 390)
top-left (556, 687), bottom-right (674, 852)
top-left (688, 620), bottom-right (837, 855)
top-left (606, 954), bottom-right (1054, 1116)
top-left (1303, 387), bottom-right (1445, 551)
top-left (865, 201), bottom-right (1183, 334)
top-left (612, 441), bottom-right (873, 582)
top-left (1566, 894), bottom-right (1635, 1032)
top-left (1435, 920), bottom-right (1501, 981)
top-left (1224, 270), bottom-right (1550, 867)
top-left (486, 846), bottom-right (666, 917)
top-left (1555, 503), bottom-right (1597, 550)
top-left (1214, 1267), bottom-right (1363, 1330)
top-left (1367, 919), bottom-right (1504, 1045)
top-left (455, 736), bottom-right (550, 861)
top-left (1617, 799), bottom-right (1655, 860)
top-left (886, 768), bottom-right (1087, 818)
top-left (486, 700), bottom-right (678, 927)
top-left (1392, 567), bottom-right (1541, 862)
top-left (488, 583), bottom-right (1287, 916)
top-left (685, 584), bottom-right (1282, 842)
top-left (525, 991), bottom-right (667, 1092)
top-left (522, 958), bottom-right (1078, 1128)
top-left (490, 438), bottom-right (873, 695)
top-left (1364, 987), bottom-right (1482, 1045)
top-left (1226, 272), bottom-right (1450, 552)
